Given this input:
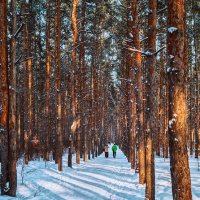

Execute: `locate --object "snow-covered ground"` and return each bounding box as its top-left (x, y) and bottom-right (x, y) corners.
top-left (1, 145), bottom-right (200, 200)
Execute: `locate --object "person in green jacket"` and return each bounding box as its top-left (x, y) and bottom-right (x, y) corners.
top-left (112, 144), bottom-right (117, 158)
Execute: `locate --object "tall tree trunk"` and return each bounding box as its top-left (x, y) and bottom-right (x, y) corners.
top-left (167, 0), bottom-right (192, 199)
top-left (0, 0), bottom-right (9, 195)
top-left (145, 0), bottom-right (157, 199)
top-left (158, 39), bottom-right (164, 157)
top-left (27, 52), bottom-right (32, 159)
top-left (22, 1), bottom-right (29, 165)
top-left (8, 0), bottom-right (17, 196)
top-left (76, 0), bottom-right (86, 164)
top-left (132, 0), bottom-right (145, 184)
top-left (45, 0), bottom-right (51, 161)
top-left (193, 0), bottom-right (199, 158)
top-left (69, 0), bottom-right (79, 168)
top-left (164, 58), bottom-right (169, 159)
top-left (130, 91), bottom-right (136, 169)
top-left (54, 0), bottom-right (62, 171)
top-left (125, 7), bottom-right (132, 163)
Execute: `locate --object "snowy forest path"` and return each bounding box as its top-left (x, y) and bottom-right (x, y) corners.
top-left (1, 144), bottom-right (145, 200)
top-left (69, 144), bottom-right (145, 199)
top-left (1, 145), bottom-right (200, 200)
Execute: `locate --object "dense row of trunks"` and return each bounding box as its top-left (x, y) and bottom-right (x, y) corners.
top-left (0, 0), bottom-right (199, 199)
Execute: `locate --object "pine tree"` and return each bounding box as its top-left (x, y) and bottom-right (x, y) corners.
top-left (0, 0), bottom-right (9, 195)
top-left (167, 0), bottom-right (192, 199)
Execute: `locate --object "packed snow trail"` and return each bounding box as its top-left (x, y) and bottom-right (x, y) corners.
top-left (1, 145), bottom-right (200, 200)
top-left (0, 145), bottom-right (144, 200)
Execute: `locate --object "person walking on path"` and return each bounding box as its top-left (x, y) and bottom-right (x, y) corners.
top-left (104, 144), bottom-right (109, 158)
top-left (112, 144), bottom-right (117, 158)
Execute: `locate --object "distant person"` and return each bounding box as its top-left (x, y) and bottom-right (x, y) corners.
top-left (104, 144), bottom-right (109, 158)
top-left (112, 143), bottom-right (117, 158)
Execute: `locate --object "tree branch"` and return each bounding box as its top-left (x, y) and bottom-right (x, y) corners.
top-left (15, 55), bottom-right (22, 64)
top-left (126, 47), bottom-right (148, 56)
top-left (126, 46), bottom-right (166, 56)
top-left (157, 7), bottom-right (167, 14)
top-left (14, 23), bottom-right (25, 38)
top-left (154, 46), bottom-right (166, 55)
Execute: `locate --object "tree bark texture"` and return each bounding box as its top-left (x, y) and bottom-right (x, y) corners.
top-left (45, 0), bottom-right (51, 161)
top-left (69, 0), bottom-right (79, 167)
top-left (145, 0), bottom-right (157, 199)
top-left (167, 0), bottom-right (192, 199)
top-left (132, 0), bottom-right (145, 184)
top-left (0, 0), bottom-right (9, 195)
top-left (8, 0), bottom-right (17, 196)
top-left (54, 0), bottom-right (62, 171)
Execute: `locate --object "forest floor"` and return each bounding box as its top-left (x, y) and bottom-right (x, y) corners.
top-left (1, 145), bottom-right (200, 200)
